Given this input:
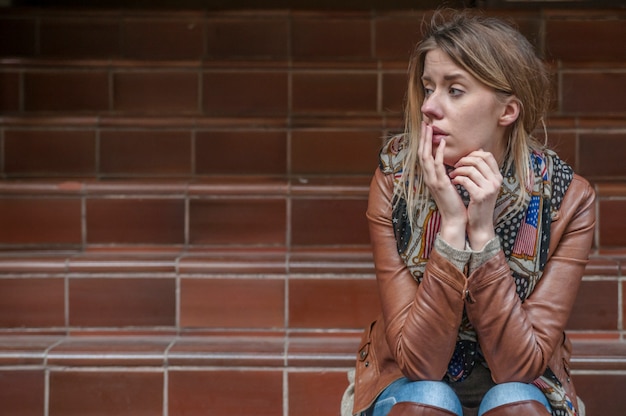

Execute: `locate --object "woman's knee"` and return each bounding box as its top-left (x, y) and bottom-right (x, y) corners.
top-left (394, 381), bottom-right (463, 415)
top-left (478, 382), bottom-right (551, 415)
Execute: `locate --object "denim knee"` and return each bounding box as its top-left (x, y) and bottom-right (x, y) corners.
top-left (369, 378), bottom-right (463, 416)
top-left (477, 382), bottom-right (551, 415)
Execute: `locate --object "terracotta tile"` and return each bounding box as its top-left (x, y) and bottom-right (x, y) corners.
top-left (24, 71), bottom-right (110, 112)
top-left (123, 18), bottom-right (204, 59)
top-left (585, 257), bottom-right (620, 277)
top-left (48, 337), bottom-right (170, 366)
top-left (0, 72), bottom-right (20, 112)
top-left (292, 72), bottom-right (377, 114)
top-left (195, 131), bottom-right (287, 175)
top-left (114, 72), bottom-right (199, 113)
top-left (85, 180), bottom-right (187, 196)
top-left (546, 19), bottom-right (626, 62)
top-left (100, 130), bottom-right (191, 176)
top-left (374, 15), bottom-right (422, 60)
top-left (574, 374), bottom-right (626, 416)
top-left (568, 333), bottom-right (621, 342)
top-left (561, 72), bottom-right (626, 115)
top-left (291, 130), bottom-right (381, 175)
top-left (599, 200), bottom-right (626, 248)
top-left (289, 176), bottom-right (371, 198)
top-left (4, 129), bottom-right (96, 176)
top-left (68, 252), bottom-right (178, 274)
top-left (288, 371), bottom-right (349, 416)
top-left (0, 17), bottom-right (36, 56)
top-left (168, 369), bottom-right (282, 415)
top-left (86, 198), bottom-right (185, 244)
top-left (180, 278), bottom-right (285, 329)
top-left (0, 198), bottom-right (82, 245)
top-left (50, 370), bottom-right (163, 416)
top-left (579, 133), bottom-right (626, 177)
top-left (177, 247), bottom-right (287, 274)
top-left (0, 278), bottom-right (65, 328)
top-left (289, 278), bottom-right (379, 329)
top-left (0, 370), bottom-right (45, 416)
top-left (202, 71), bottom-right (288, 115)
top-left (567, 280), bottom-right (618, 331)
top-left (291, 198), bottom-right (369, 245)
top-left (288, 247), bottom-right (374, 275)
top-left (188, 176), bottom-right (288, 197)
top-left (382, 72), bottom-right (407, 114)
top-left (40, 18), bottom-right (120, 58)
top-left (69, 278), bottom-right (176, 327)
top-left (287, 332), bottom-right (360, 367)
top-left (292, 17), bottom-right (371, 59)
top-left (571, 339), bottom-right (626, 371)
top-left (206, 17), bottom-right (289, 59)
top-left (168, 334), bottom-right (285, 367)
top-left (189, 198), bottom-right (286, 245)
top-left (596, 183), bottom-right (626, 198)
top-left (0, 255), bottom-right (69, 274)
top-left (0, 336), bottom-right (60, 365)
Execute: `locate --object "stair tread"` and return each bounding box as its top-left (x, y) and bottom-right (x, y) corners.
top-left (0, 333), bottom-right (623, 370)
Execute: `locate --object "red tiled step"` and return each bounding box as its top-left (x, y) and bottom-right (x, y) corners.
top-left (0, 334), bottom-right (624, 415)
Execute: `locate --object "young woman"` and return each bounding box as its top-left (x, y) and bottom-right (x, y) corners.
top-left (344, 10), bottom-right (596, 416)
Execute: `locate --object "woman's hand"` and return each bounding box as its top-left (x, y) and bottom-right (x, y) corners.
top-left (418, 122), bottom-right (467, 250)
top-left (449, 150), bottom-right (503, 250)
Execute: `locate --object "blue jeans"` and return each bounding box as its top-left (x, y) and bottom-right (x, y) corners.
top-left (363, 378), bottom-right (552, 416)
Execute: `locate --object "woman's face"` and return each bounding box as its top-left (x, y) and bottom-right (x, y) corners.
top-left (420, 48), bottom-right (516, 166)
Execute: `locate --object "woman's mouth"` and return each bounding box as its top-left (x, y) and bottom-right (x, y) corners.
top-left (431, 126), bottom-right (448, 145)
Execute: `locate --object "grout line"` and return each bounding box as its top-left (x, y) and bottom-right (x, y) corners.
top-left (163, 368), bottom-right (168, 416)
top-left (44, 367), bottom-right (50, 416)
top-left (283, 369), bottom-right (289, 416)
top-left (162, 338), bottom-right (176, 416)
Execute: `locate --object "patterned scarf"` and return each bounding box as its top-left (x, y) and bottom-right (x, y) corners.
top-left (379, 136), bottom-right (576, 415)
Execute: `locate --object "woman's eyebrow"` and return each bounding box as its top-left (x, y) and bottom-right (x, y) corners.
top-left (421, 73), bottom-right (468, 82)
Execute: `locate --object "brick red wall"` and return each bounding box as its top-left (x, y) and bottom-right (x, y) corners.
top-left (1, 8), bottom-right (625, 247)
top-left (1, 8), bottom-right (625, 179)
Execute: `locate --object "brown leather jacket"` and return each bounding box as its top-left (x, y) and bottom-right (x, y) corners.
top-left (352, 167), bottom-right (596, 414)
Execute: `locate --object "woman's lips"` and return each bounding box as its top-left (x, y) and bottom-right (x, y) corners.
top-left (431, 126), bottom-right (448, 146)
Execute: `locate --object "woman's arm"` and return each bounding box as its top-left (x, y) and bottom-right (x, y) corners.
top-left (367, 168), bottom-right (467, 380)
top-left (465, 176), bottom-right (596, 383)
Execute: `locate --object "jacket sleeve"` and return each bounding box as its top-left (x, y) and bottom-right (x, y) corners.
top-left (366, 168), bottom-right (467, 380)
top-left (465, 175), bottom-right (596, 383)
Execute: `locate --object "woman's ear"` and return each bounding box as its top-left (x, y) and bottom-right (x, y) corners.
top-left (499, 96), bottom-right (520, 127)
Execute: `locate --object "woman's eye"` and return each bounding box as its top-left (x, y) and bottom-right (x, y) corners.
top-left (449, 87), bottom-right (464, 96)
top-left (423, 87), bottom-right (434, 96)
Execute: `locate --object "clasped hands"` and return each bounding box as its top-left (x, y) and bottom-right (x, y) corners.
top-left (418, 122), bottom-right (503, 251)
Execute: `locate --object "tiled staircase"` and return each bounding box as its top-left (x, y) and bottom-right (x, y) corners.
top-left (0, 6), bottom-right (625, 416)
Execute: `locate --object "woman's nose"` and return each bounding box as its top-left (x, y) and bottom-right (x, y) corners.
top-left (421, 94), bottom-right (442, 120)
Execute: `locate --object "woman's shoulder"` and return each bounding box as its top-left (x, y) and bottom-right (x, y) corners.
top-left (568, 173), bottom-right (596, 203)
top-left (378, 134), bottom-right (409, 175)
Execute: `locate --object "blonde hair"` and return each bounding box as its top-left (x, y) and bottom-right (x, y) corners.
top-left (398, 10), bottom-right (550, 222)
